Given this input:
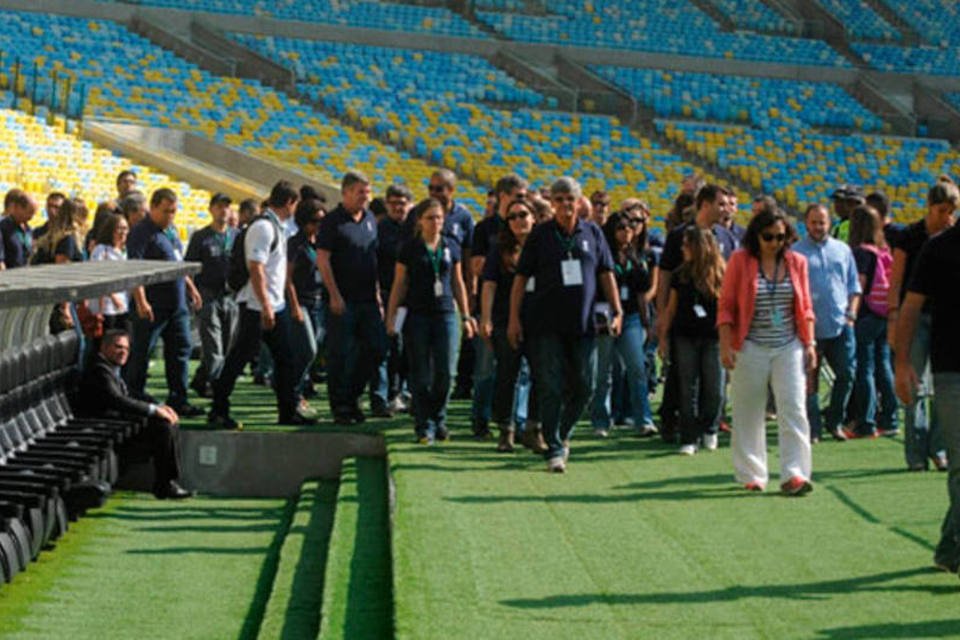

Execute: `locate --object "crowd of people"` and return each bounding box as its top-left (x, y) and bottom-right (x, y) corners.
top-left (1, 168), bottom-right (958, 572)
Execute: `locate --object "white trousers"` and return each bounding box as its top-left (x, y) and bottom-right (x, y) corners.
top-left (730, 338), bottom-right (812, 486)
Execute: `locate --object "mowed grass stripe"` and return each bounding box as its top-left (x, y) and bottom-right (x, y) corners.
top-left (387, 422), bottom-right (958, 640)
top-left (319, 457), bottom-right (394, 639)
top-left (257, 480), bottom-right (338, 640)
top-left (0, 493), bottom-right (289, 640)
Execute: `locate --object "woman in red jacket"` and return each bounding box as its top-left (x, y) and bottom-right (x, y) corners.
top-left (718, 208), bottom-right (817, 495)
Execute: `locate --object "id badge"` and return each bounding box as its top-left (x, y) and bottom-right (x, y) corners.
top-left (771, 308), bottom-right (784, 325)
top-left (561, 259), bottom-right (583, 286)
top-left (620, 285), bottom-right (630, 302)
top-left (526, 276), bottom-right (536, 293)
top-left (693, 304), bottom-right (707, 318)
top-left (173, 248), bottom-right (183, 261)
top-left (434, 278), bottom-right (443, 298)
top-left (315, 270), bottom-right (323, 284)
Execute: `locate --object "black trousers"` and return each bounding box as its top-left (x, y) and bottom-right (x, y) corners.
top-left (145, 416), bottom-right (182, 486)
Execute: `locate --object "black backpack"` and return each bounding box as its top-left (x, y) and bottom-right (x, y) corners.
top-left (227, 214), bottom-right (280, 293)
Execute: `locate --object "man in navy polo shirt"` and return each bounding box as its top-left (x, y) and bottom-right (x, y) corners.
top-left (185, 192), bottom-right (238, 397)
top-left (317, 171), bottom-right (386, 425)
top-left (0, 189), bottom-right (37, 269)
top-left (508, 177), bottom-right (622, 473)
top-left (125, 188), bottom-right (204, 416)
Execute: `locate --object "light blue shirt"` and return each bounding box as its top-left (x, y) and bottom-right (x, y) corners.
top-left (793, 236), bottom-right (861, 339)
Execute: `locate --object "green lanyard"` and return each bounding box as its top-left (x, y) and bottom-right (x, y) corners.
top-left (16, 226), bottom-right (31, 250)
top-left (426, 239), bottom-right (444, 279)
top-left (554, 229), bottom-right (577, 258)
top-left (614, 260), bottom-right (632, 277)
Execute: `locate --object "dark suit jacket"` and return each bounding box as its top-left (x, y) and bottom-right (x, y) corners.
top-left (75, 354), bottom-right (153, 420)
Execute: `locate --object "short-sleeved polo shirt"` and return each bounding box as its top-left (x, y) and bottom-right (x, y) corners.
top-left (0, 217), bottom-right (32, 268)
top-left (660, 222), bottom-right (737, 273)
top-left (517, 218), bottom-right (614, 337)
top-left (317, 205), bottom-right (379, 304)
top-left (127, 217), bottom-right (186, 311)
top-left (398, 237), bottom-right (461, 315)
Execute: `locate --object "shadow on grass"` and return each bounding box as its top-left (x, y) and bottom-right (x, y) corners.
top-left (815, 619), bottom-right (960, 639)
top-left (446, 485), bottom-right (769, 505)
top-left (127, 545), bottom-right (271, 555)
top-left (500, 567), bottom-right (953, 609)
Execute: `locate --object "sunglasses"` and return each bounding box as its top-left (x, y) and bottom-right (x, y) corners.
top-left (427, 185), bottom-right (447, 193)
top-left (310, 217), bottom-right (324, 224)
top-left (615, 224), bottom-right (631, 232)
top-left (761, 232), bottom-right (787, 243)
top-left (628, 217), bottom-right (645, 227)
top-left (506, 211), bottom-right (531, 221)
top-left (553, 195), bottom-right (577, 203)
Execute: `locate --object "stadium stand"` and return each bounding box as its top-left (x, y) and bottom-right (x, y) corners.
top-left (659, 119), bottom-right (960, 214)
top-left (230, 34), bottom-right (734, 219)
top-left (852, 42), bottom-right (960, 75)
top-left (708, 0), bottom-right (799, 35)
top-left (589, 66), bottom-right (884, 131)
top-left (103, 0), bottom-right (487, 37)
top-left (815, 0), bottom-right (901, 41)
top-left (0, 104), bottom-right (211, 236)
top-left (0, 9), bottom-right (488, 213)
top-left (474, 1), bottom-right (850, 66)
top-left (876, 0), bottom-right (960, 46)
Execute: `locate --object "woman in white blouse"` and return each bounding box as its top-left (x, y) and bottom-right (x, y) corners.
top-left (88, 214), bottom-right (131, 334)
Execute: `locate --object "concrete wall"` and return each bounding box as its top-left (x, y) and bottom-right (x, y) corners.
top-left (117, 431), bottom-right (387, 497)
top-left (85, 121), bottom-right (342, 204)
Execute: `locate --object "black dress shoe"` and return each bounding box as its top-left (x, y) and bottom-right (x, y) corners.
top-left (350, 406), bottom-right (367, 424)
top-left (174, 403), bottom-right (205, 418)
top-left (154, 480), bottom-right (192, 500)
top-left (207, 413), bottom-right (242, 430)
top-left (278, 412), bottom-right (317, 426)
top-left (370, 404), bottom-right (394, 419)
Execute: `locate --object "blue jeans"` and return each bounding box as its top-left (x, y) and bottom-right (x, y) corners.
top-left (807, 323), bottom-right (856, 438)
top-left (532, 332), bottom-right (597, 461)
top-left (126, 306), bottom-right (192, 408)
top-left (326, 301), bottom-right (386, 414)
top-left (471, 333), bottom-right (495, 426)
top-left (674, 334), bottom-right (723, 445)
top-left (372, 332), bottom-right (406, 407)
top-left (933, 372), bottom-right (960, 571)
top-left (212, 305), bottom-right (298, 420)
top-left (591, 314), bottom-right (652, 430)
top-left (405, 312), bottom-right (457, 438)
top-left (513, 356), bottom-right (532, 431)
top-left (290, 304), bottom-right (320, 398)
top-left (903, 313), bottom-right (945, 467)
top-left (851, 312), bottom-right (897, 433)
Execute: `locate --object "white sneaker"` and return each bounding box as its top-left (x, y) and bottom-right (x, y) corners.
top-left (702, 433), bottom-right (719, 451)
top-left (547, 457), bottom-right (566, 473)
top-left (593, 428), bottom-right (609, 438)
top-left (637, 423), bottom-right (658, 437)
top-left (679, 444), bottom-right (697, 456)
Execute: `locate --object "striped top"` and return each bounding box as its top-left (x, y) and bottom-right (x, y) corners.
top-left (746, 268), bottom-right (796, 347)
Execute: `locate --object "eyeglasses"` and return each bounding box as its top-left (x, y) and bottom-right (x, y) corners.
top-left (761, 232), bottom-right (787, 243)
top-left (427, 184), bottom-right (446, 193)
top-left (506, 211), bottom-right (531, 221)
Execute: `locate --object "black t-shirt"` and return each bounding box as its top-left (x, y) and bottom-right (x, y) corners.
top-left (853, 246), bottom-right (879, 319)
top-left (398, 237), bottom-right (461, 315)
top-left (316, 205), bottom-right (379, 304)
top-left (907, 224), bottom-right (960, 373)
top-left (612, 254), bottom-right (651, 317)
top-left (669, 268), bottom-right (719, 339)
top-left (660, 222), bottom-right (737, 273)
top-left (287, 231), bottom-right (325, 305)
top-left (894, 219), bottom-right (932, 306)
top-left (55, 234), bottom-right (84, 263)
top-left (185, 225), bottom-right (235, 296)
top-left (0, 217), bottom-right (32, 268)
top-left (482, 244), bottom-right (533, 330)
top-left (517, 218), bottom-right (615, 337)
top-left (472, 215), bottom-right (505, 263)
top-left (377, 216), bottom-right (409, 295)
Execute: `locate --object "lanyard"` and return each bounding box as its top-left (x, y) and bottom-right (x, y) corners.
top-left (554, 229), bottom-right (577, 258)
top-left (426, 239), bottom-right (444, 278)
top-left (16, 226), bottom-right (31, 249)
top-left (614, 259), bottom-right (632, 277)
top-left (761, 259), bottom-right (782, 298)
